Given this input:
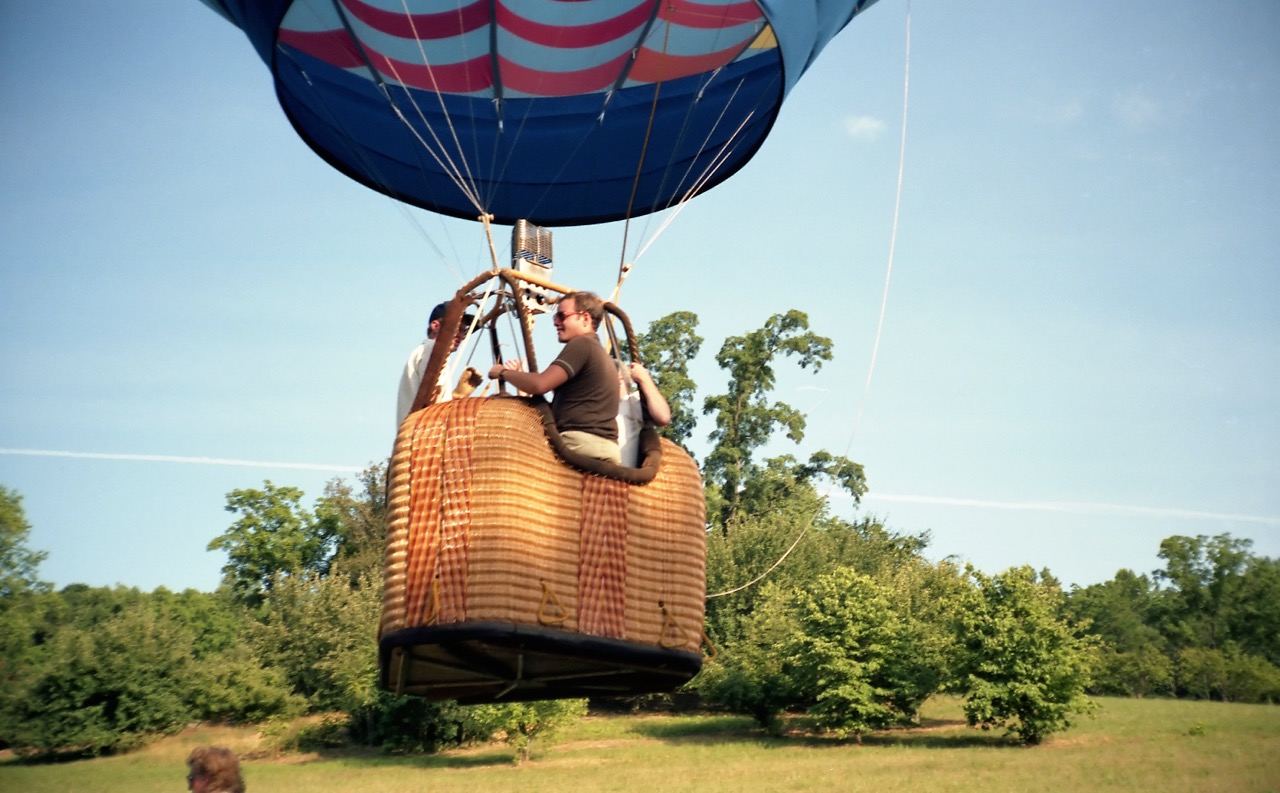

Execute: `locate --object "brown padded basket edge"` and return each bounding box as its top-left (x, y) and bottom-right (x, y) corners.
top-left (380, 395), bottom-right (707, 700)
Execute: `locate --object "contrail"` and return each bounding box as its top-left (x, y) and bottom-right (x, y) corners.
top-left (861, 492), bottom-right (1280, 526)
top-left (7, 448), bottom-right (1274, 527)
top-left (0, 448), bottom-right (363, 474)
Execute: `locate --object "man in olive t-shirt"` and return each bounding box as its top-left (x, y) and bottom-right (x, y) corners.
top-left (487, 292), bottom-right (621, 463)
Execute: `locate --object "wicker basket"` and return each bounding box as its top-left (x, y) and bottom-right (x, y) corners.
top-left (380, 395), bottom-right (706, 703)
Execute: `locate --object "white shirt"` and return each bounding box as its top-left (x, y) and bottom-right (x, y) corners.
top-left (396, 337), bottom-right (442, 428)
top-left (616, 393), bottom-right (645, 467)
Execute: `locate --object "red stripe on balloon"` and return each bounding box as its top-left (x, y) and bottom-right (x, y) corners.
top-left (658, 0), bottom-right (763, 29)
top-left (499, 49), bottom-right (634, 96)
top-left (629, 39), bottom-right (753, 82)
top-left (497, 1), bottom-right (653, 49)
top-left (336, 0), bottom-right (490, 40)
top-left (281, 27), bottom-right (494, 92)
top-left (279, 28), bottom-right (367, 69)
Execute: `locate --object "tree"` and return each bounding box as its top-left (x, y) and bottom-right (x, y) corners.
top-left (1065, 569), bottom-right (1163, 654)
top-left (790, 567), bottom-right (944, 739)
top-left (701, 310), bottom-right (836, 525)
top-left (209, 481), bottom-right (339, 607)
top-left (5, 604), bottom-right (196, 756)
top-left (634, 310), bottom-right (703, 448)
top-left (0, 486), bottom-right (49, 600)
top-left (1231, 555), bottom-right (1280, 665)
top-left (245, 570), bottom-right (382, 712)
top-left (696, 581), bottom-right (804, 732)
top-left (1093, 646), bottom-right (1174, 698)
top-left (1153, 533), bottom-right (1251, 652)
top-left (0, 487), bottom-right (52, 742)
top-left (463, 699), bottom-right (588, 763)
top-left (955, 566), bottom-right (1096, 745)
top-left (315, 464), bottom-right (389, 586)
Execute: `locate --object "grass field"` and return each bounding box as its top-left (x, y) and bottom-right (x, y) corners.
top-left (3, 696), bottom-right (1277, 792)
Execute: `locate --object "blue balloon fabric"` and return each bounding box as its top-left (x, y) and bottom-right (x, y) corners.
top-left (198, 0), bottom-right (880, 226)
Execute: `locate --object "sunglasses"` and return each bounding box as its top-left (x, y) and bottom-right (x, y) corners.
top-left (553, 309), bottom-right (587, 323)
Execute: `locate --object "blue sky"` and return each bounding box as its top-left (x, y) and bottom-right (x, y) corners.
top-left (2, 1), bottom-right (1277, 594)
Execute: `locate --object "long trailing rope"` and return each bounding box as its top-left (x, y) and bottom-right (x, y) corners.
top-left (847, 5), bottom-right (911, 454)
top-left (707, 3), bottom-right (912, 600)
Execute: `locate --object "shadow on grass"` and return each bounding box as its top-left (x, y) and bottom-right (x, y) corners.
top-left (291, 746), bottom-right (519, 771)
top-left (625, 713), bottom-right (1021, 750)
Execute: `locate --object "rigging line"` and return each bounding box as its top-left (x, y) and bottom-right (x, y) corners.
top-left (272, 43), bottom-right (469, 282)
top-left (616, 16), bottom-right (674, 290)
top-left (317, 0), bottom-right (482, 211)
top-left (391, 202), bottom-right (467, 284)
top-left (382, 96), bottom-right (483, 212)
top-left (625, 64), bottom-right (785, 266)
top-left (393, 0), bottom-right (486, 204)
top-left (623, 74), bottom-right (747, 266)
top-left (630, 108), bottom-right (758, 264)
top-left (635, 18), bottom-right (774, 242)
top-left (321, 0), bottom-right (473, 202)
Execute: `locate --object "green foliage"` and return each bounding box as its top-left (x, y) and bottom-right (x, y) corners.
top-left (790, 568), bottom-right (939, 738)
top-left (5, 604), bottom-right (196, 757)
top-left (463, 699), bottom-right (588, 763)
top-left (315, 464), bottom-right (389, 586)
top-left (701, 310), bottom-right (834, 524)
top-left (696, 582), bottom-right (803, 731)
top-left (0, 584), bottom-right (299, 754)
top-left (209, 482), bottom-right (340, 607)
top-left (1235, 556), bottom-right (1280, 665)
top-left (186, 643), bottom-right (306, 724)
top-left (704, 508), bottom-right (929, 647)
top-left (634, 310), bottom-right (703, 448)
top-left (1065, 569), bottom-right (1164, 654)
top-left (245, 570), bottom-right (382, 713)
top-left (955, 566), bottom-right (1096, 745)
top-left (1176, 647), bottom-right (1280, 703)
top-left (1153, 534), bottom-right (1260, 656)
top-left (0, 486), bottom-right (49, 600)
top-left (700, 554), bottom-right (955, 737)
top-left (345, 691), bottom-right (468, 753)
top-left (1065, 535), bottom-right (1280, 703)
top-left (1092, 646), bottom-right (1174, 698)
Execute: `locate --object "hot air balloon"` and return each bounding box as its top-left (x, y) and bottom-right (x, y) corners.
top-left (197, 0), bottom-right (881, 703)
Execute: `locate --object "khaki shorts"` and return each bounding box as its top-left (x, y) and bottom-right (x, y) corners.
top-left (559, 431), bottom-right (622, 464)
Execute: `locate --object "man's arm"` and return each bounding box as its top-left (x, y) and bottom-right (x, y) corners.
top-left (488, 360), bottom-right (568, 395)
top-left (631, 363), bottom-right (672, 426)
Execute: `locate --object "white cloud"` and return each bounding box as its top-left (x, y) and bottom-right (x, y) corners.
top-left (1035, 99), bottom-right (1085, 126)
top-left (1112, 87), bottom-right (1162, 129)
top-left (843, 115), bottom-right (886, 140)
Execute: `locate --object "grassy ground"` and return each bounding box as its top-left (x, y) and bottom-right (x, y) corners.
top-left (2, 696), bottom-right (1277, 792)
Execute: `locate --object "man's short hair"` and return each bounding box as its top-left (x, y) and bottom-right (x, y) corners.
top-left (563, 291), bottom-right (606, 330)
top-left (429, 302), bottom-right (449, 324)
top-left (187, 747), bottom-right (245, 793)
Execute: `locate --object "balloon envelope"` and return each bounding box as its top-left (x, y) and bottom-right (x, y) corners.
top-left (199, 0), bottom-right (881, 225)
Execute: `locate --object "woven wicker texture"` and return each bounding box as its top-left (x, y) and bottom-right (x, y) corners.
top-left (381, 396), bottom-right (706, 655)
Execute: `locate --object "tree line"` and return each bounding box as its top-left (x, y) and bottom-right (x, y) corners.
top-left (1, 310), bottom-right (1276, 759)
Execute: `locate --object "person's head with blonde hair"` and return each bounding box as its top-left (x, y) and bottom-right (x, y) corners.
top-left (187, 746), bottom-right (245, 793)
